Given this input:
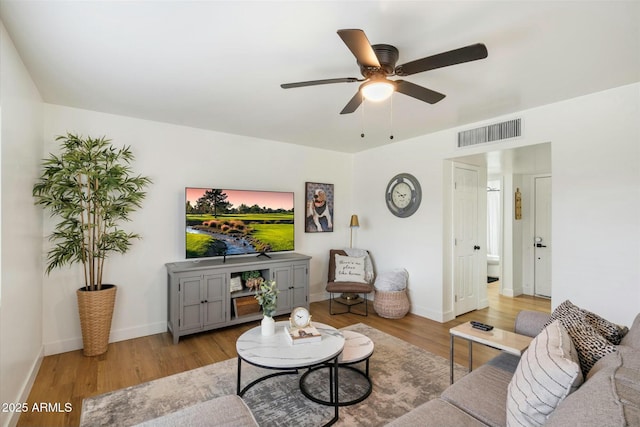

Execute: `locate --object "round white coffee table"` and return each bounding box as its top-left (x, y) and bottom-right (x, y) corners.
top-left (236, 321), bottom-right (345, 426)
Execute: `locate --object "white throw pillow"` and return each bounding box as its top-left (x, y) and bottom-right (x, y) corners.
top-left (506, 320), bottom-right (584, 427)
top-left (333, 254), bottom-right (367, 283)
top-left (374, 269), bottom-right (408, 291)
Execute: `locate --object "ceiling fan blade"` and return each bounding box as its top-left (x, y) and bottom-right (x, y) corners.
top-left (340, 91), bottom-right (363, 114)
top-left (395, 80), bottom-right (446, 104)
top-left (337, 29), bottom-right (381, 68)
top-left (281, 77), bottom-right (361, 89)
top-left (395, 43), bottom-right (488, 76)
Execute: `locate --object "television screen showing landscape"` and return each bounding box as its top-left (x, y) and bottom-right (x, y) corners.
top-left (185, 188), bottom-right (295, 259)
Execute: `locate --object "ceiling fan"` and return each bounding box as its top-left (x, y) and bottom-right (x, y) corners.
top-left (281, 29), bottom-right (488, 114)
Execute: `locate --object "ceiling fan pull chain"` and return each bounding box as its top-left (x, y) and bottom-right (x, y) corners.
top-left (361, 97), bottom-right (366, 138)
top-left (389, 95), bottom-right (394, 140)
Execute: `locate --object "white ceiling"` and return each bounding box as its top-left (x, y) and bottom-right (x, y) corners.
top-left (1, 1), bottom-right (639, 153)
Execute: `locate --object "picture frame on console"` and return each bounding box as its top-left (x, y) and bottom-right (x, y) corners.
top-left (305, 182), bottom-right (334, 233)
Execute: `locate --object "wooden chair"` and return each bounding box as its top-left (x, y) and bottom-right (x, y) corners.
top-left (326, 249), bottom-right (374, 316)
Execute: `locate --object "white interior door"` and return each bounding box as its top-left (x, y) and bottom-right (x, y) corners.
top-left (454, 165), bottom-right (480, 315)
top-left (534, 176), bottom-right (552, 297)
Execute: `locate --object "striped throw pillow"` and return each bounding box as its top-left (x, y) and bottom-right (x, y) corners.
top-left (506, 320), bottom-right (584, 427)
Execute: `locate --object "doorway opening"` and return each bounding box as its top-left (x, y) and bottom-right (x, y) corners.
top-left (445, 142), bottom-right (551, 320)
top-left (487, 179), bottom-right (501, 284)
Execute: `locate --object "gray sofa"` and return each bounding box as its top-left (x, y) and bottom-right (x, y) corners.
top-left (137, 309), bottom-right (640, 427)
top-left (387, 309), bottom-right (640, 427)
top-left (134, 394), bottom-right (259, 427)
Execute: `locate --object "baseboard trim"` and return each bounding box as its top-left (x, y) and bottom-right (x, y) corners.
top-left (501, 288), bottom-right (515, 297)
top-left (44, 321), bottom-right (167, 356)
top-left (6, 347), bottom-right (44, 427)
top-left (309, 291), bottom-right (328, 303)
top-left (411, 304), bottom-right (445, 322)
top-left (312, 293), bottom-right (445, 322)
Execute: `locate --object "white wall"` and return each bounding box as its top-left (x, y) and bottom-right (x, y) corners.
top-left (41, 105), bottom-right (353, 354)
top-left (3, 20), bottom-right (639, 366)
top-left (353, 137), bottom-right (450, 321)
top-left (353, 83), bottom-right (640, 326)
top-left (0, 22), bottom-right (44, 427)
top-left (550, 84), bottom-right (640, 322)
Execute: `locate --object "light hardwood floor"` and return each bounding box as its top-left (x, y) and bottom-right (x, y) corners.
top-left (17, 282), bottom-right (550, 427)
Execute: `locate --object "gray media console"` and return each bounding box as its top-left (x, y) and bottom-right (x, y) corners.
top-left (166, 252), bottom-right (311, 344)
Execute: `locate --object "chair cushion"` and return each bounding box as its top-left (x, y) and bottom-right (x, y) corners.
top-left (326, 281), bottom-right (373, 294)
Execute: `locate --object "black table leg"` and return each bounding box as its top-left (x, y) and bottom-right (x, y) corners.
top-left (330, 355), bottom-right (339, 426)
top-left (237, 357), bottom-right (242, 395)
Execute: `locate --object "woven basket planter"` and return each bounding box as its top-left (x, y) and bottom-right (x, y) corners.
top-left (374, 288), bottom-right (410, 319)
top-left (76, 285), bottom-right (117, 356)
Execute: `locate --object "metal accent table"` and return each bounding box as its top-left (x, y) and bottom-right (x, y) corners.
top-left (300, 330), bottom-right (374, 406)
top-left (236, 321), bottom-right (345, 426)
top-left (449, 321), bottom-right (532, 384)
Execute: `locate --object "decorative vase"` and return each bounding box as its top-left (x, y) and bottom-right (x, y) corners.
top-left (261, 315), bottom-right (275, 336)
top-left (76, 284), bottom-right (117, 356)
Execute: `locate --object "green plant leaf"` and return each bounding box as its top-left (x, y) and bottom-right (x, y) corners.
top-left (33, 133), bottom-right (152, 290)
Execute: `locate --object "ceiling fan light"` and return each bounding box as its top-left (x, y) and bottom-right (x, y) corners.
top-left (361, 80), bottom-right (395, 102)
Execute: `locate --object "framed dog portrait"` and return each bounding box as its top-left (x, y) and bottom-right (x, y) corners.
top-left (305, 182), bottom-right (334, 233)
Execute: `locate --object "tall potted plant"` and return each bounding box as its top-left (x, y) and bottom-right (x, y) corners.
top-left (33, 133), bottom-right (151, 356)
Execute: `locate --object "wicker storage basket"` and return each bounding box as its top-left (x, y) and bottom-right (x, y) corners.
top-left (76, 284), bottom-right (117, 356)
top-left (373, 288), bottom-right (410, 319)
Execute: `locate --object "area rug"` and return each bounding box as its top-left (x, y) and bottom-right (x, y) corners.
top-left (80, 323), bottom-right (466, 427)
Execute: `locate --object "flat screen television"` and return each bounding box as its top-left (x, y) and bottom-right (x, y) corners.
top-left (185, 187), bottom-right (294, 259)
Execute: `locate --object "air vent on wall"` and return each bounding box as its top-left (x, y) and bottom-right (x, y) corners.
top-left (457, 118), bottom-right (521, 148)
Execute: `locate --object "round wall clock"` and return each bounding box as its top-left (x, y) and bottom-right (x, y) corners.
top-left (385, 173), bottom-right (422, 218)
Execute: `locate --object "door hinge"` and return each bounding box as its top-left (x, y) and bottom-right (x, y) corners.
top-left (455, 295), bottom-right (458, 302)
top-left (178, 283), bottom-right (181, 292)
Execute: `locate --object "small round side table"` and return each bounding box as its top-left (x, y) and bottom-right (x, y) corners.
top-left (300, 330), bottom-right (374, 406)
